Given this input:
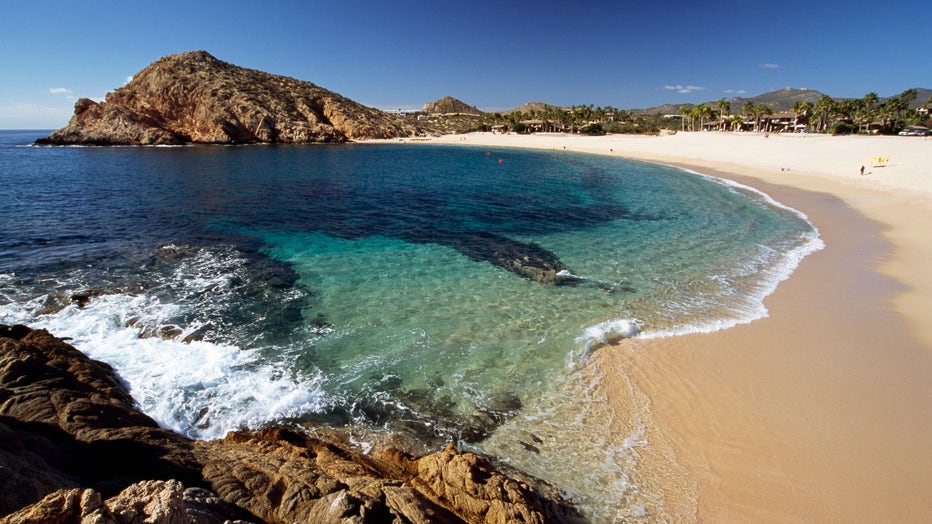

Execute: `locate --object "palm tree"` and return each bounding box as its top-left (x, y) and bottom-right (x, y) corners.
top-left (832, 99), bottom-right (857, 132)
top-left (742, 101), bottom-right (756, 130)
top-left (748, 104), bottom-right (772, 132)
top-left (887, 89), bottom-right (918, 132)
top-left (702, 104), bottom-right (715, 130)
top-left (814, 95), bottom-right (835, 133)
top-left (799, 101), bottom-right (813, 131)
top-left (789, 101), bottom-right (813, 131)
top-left (677, 105), bottom-right (691, 131)
top-left (729, 114), bottom-right (745, 132)
top-left (791, 101), bottom-right (804, 130)
top-left (859, 92), bottom-right (879, 133)
top-left (715, 98), bottom-right (730, 131)
top-left (877, 99), bottom-right (897, 133)
top-left (594, 105), bottom-right (607, 124)
top-left (900, 88), bottom-right (918, 105)
top-left (691, 104), bottom-right (711, 131)
top-left (741, 100), bottom-right (757, 131)
top-left (506, 111), bottom-right (522, 130)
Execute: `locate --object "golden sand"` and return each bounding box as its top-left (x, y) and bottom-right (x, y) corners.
top-left (410, 132), bottom-right (932, 522)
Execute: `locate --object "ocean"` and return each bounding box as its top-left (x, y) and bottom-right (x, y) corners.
top-left (0, 130), bottom-right (821, 520)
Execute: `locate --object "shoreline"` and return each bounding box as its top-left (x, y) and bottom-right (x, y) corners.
top-left (395, 132), bottom-right (932, 521)
top-left (413, 131), bottom-right (932, 344)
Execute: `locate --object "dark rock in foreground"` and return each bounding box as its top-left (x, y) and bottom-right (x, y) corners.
top-left (0, 325), bottom-right (585, 523)
top-left (36, 51), bottom-right (414, 146)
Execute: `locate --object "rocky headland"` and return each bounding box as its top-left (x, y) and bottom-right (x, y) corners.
top-left (37, 51), bottom-right (416, 146)
top-left (0, 324), bottom-right (585, 523)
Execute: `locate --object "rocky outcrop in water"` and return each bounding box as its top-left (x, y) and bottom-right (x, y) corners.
top-left (36, 51), bottom-right (414, 145)
top-left (436, 231), bottom-right (572, 285)
top-left (0, 325), bottom-right (585, 523)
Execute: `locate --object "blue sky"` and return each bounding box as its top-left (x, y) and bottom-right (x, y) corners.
top-left (2, 0), bottom-right (929, 128)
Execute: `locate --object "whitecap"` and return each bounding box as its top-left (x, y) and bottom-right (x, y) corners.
top-left (568, 318), bottom-right (643, 367)
top-left (0, 291), bottom-right (330, 440)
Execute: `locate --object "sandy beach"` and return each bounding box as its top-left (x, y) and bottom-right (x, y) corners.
top-left (409, 132), bottom-right (932, 522)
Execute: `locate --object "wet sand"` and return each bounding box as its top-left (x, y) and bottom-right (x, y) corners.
top-left (407, 132), bottom-right (932, 522)
top-left (600, 172), bottom-right (932, 522)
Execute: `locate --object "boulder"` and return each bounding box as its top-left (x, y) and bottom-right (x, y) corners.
top-left (1, 481), bottom-right (250, 524)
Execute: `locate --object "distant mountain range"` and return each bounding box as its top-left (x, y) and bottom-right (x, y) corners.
top-left (425, 87), bottom-right (931, 117)
top-left (630, 87), bottom-right (932, 115)
top-left (632, 88), bottom-right (827, 115)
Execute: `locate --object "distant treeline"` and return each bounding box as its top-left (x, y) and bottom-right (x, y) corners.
top-left (414, 89), bottom-right (930, 136)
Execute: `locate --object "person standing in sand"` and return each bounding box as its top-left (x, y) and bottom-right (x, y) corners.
top-left (860, 165), bottom-right (865, 176)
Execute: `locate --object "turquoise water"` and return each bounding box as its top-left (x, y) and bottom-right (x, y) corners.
top-left (0, 132), bottom-right (821, 520)
top-left (223, 145), bottom-right (820, 444)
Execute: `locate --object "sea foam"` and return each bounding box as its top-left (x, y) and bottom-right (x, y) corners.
top-left (0, 291), bottom-right (329, 440)
top-left (581, 165), bottom-right (825, 342)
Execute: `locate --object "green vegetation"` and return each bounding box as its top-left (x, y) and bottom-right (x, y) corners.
top-left (473, 104), bottom-right (663, 135)
top-left (403, 89), bottom-right (930, 137)
top-left (684, 90), bottom-right (927, 135)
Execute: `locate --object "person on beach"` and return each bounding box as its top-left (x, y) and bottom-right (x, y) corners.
top-left (860, 165), bottom-right (865, 176)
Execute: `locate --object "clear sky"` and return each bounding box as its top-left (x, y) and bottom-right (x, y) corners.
top-left (2, 0), bottom-right (929, 129)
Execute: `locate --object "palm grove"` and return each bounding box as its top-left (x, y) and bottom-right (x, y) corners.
top-left (472, 89), bottom-right (929, 136)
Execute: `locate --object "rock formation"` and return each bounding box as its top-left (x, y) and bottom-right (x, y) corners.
top-left (423, 96), bottom-right (483, 116)
top-left (0, 325), bottom-right (585, 523)
top-left (37, 51), bottom-right (415, 145)
top-left (1, 481), bottom-right (252, 524)
top-left (427, 231), bottom-right (572, 285)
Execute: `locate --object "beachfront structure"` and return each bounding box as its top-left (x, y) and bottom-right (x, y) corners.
top-left (517, 119), bottom-right (565, 133)
top-left (762, 111), bottom-right (806, 132)
top-left (712, 111), bottom-right (806, 133)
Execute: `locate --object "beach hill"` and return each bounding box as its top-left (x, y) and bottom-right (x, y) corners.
top-left (505, 101), bottom-right (566, 115)
top-left (38, 51), bottom-right (414, 145)
top-left (422, 96), bottom-right (482, 115)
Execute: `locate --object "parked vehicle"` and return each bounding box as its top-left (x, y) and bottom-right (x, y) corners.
top-left (898, 126), bottom-right (930, 136)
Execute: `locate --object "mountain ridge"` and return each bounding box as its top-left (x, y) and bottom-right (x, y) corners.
top-left (423, 86), bottom-right (930, 117)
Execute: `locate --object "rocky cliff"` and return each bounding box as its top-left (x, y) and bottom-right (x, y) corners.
top-left (37, 51), bottom-right (414, 145)
top-left (0, 325), bottom-right (585, 523)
